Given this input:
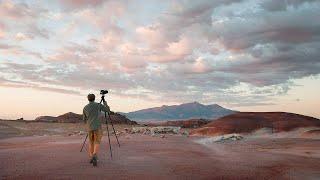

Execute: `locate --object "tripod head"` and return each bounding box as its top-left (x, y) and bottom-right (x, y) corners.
top-left (100, 89), bottom-right (108, 101)
top-left (100, 90), bottom-right (108, 95)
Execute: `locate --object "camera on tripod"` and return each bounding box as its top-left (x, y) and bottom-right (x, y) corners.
top-left (100, 90), bottom-right (108, 95)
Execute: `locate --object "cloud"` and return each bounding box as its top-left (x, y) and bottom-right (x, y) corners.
top-left (0, 22), bottom-right (5, 38)
top-left (58, 0), bottom-right (105, 10)
top-left (15, 32), bottom-right (31, 41)
top-left (0, 43), bottom-right (43, 59)
top-left (1, 0), bottom-right (320, 108)
top-left (0, 76), bottom-right (80, 95)
top-left (260, 0), bottom-right (318, 12)
top-left (0, 0), bottom-right (37, 19)
top-left (26, 24), bottom-right (51, 39)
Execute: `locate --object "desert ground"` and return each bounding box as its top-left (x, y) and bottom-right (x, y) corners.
top-left (0, 121), bottom-right (320, 179)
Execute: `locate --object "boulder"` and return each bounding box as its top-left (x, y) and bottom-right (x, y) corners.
top-left (214, 134), bottom-right (243, 142)
top-left (150, 126), bottom-right (181, 135)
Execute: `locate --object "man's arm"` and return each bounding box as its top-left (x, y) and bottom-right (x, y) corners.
top-left (100, 96), bottom-right (111, 113)
top-left (83, 108), bottom-right (87, 123)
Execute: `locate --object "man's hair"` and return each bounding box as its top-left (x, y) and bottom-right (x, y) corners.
top-left (87, 94), bottom-right (95, 102)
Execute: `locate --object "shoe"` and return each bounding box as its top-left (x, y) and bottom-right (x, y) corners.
top-left (92, 154), bottom-right (97, 167)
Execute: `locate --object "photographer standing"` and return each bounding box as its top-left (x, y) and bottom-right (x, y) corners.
top-left (83, 93), bottom-right (110, 167)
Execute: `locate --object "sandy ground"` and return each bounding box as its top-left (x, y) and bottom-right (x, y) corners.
top-left (0, 121), bottom-right (320, 179)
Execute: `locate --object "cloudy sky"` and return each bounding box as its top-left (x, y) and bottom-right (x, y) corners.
top-left (0, 0), bottom-right (319, 119)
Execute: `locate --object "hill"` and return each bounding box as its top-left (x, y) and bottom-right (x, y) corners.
top-left (35, 112), bottom-right (137, 125)
top-left (190, 112), bottom-right (320, 136)
top-left (122, 102), bottom-right (236, 121)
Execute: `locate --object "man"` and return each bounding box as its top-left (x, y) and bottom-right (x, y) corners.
top-left (83, 93), bottom-right (110, 167)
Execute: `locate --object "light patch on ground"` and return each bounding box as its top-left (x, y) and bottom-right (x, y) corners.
top-left (194, 134), bottom-right (243, 146)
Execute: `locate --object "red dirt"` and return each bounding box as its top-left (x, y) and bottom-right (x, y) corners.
top-left (190, 112), bottom-right (320, 136)
top-left (1, 135), bottom-right (320, 179)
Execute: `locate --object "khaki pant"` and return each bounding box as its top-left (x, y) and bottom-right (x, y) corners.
top-left (88, 128), bottom-right (103, 145)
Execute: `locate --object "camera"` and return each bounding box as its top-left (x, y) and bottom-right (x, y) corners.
top-left (100, 90), bottom-right (108, 95)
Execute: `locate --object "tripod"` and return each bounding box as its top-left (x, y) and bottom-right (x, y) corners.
top-left (80, 96), bottom-right (120, 158)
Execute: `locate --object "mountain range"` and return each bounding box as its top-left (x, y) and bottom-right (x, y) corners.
top-left (121, 102), bottom-right (236, 121)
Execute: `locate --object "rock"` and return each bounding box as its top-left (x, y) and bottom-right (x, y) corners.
top-left (182, 131), bottom-right (189, 136)
top-left (195, 134), bottom-right (244, 145)
top-left (150, 126), bottom-right (181, 135)
top-left (160, 135), bottom-right (165, 138)
top-left (124, 128), bottom-right (130, 133)
top-left (35, 116), bottom-right (58, 123)
top-left (132, 127), bottom-right (149, 134)
top-left (78, 131), bottom-right (85, 135)
top-left (130, 126), bottom-right (182, 137)
top-left (215, 134), bottom-right (243, 143)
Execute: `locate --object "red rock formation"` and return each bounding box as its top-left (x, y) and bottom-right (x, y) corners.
top-left (190, 112), bottom-right (320, 136)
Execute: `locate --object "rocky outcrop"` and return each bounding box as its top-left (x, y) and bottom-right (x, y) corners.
top-left (131, 126), bottom-right (181, 136)
top-left (57, 112), bottom-right (82, 123)
top-left (34, 116), bottom-right (58, 123)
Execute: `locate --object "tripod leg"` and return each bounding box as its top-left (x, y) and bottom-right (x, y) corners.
top-left (105, 112), bottom-right (113, 158)
top-left (80, 134), bottom-right (88, 152)
top-left (108, 112), bottom-right (120, 147)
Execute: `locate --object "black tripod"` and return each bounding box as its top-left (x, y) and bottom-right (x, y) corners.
top-left (80, 96), bottom-right (120, 158)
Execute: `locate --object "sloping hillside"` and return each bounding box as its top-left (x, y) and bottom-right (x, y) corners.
top-left (190, 112), bottom-right (320, 136)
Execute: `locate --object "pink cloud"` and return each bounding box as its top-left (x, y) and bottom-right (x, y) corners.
top-left (15, 32), bottom-right (31, 41)
top-left (59, 0), bottom-right (104, 10)
top-left (166, 37), bottom-right (192, 57)
top-left (0, 0), bottom-right (43, 19)
top-left (136, 25), bottom-right (168, 48)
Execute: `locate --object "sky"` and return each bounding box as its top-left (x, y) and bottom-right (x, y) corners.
top-left (0, 0), bottom-right (320, 120)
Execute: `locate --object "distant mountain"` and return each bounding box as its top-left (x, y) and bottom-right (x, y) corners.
top-left (122, 102), bottom-right (236, 121)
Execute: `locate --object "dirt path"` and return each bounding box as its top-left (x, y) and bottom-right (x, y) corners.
top-left (0, 134), bottom-right (319, 179)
